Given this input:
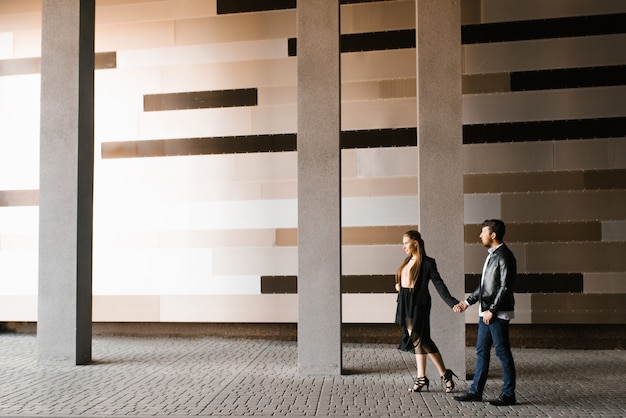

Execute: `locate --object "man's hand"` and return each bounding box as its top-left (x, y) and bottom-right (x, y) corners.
top-left (483, 310), bottom-right (494, 324)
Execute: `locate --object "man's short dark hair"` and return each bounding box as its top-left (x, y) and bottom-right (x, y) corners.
top-left (482, 219), bottom-right (506, 241)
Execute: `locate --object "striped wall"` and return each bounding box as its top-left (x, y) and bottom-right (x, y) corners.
top-left (0, 0), bottom-right (624, 325)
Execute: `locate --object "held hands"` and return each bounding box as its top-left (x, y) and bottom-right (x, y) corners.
top-left (453, 302), bottom-right (468, 313)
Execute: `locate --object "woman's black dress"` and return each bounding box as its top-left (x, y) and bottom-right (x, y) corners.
top-left (395, 255), bottom-right (459, 354)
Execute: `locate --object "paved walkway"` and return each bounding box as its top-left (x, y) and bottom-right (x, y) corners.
top-left (0, 334), bottom-right (624, 417)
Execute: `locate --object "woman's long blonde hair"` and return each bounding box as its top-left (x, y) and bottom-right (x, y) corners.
top-left (395, 230), bottom-right (425, 290)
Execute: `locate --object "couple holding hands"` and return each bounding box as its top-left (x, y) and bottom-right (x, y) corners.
top-left (395, 219), bottom-right (517, 407)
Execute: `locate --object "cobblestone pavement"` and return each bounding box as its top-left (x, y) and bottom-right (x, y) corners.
top-left (0, 334), bottom-right (624, 417)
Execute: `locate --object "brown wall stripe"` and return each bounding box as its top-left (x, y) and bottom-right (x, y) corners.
top-left (144, 88), bottom-right (258, 112)
top-left (261, 275), bottom-right (395, 294)
top-left (0, 190), bottom-right (39, 207)
top-left (464, 169), bottom-right (626, 194)
top-left (0, 52), bottom-right (116, 77)
top-left (216, 0), bottom-right (295, 14)
top-left (464, 222), bottom-right (602, 243)
top-left (101, 134), bottom-right (297, 158)
top-left (288, 30), bottom-right (416, 56)
top-left (465, 273), bottom-right (584, 294)
top-left (511, 65), bottom-right (626, 91)
top-left (275, 225), bottom-right (419, 247)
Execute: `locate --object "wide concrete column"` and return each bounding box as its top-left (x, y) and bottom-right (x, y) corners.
top-left (38, 0), bottom-right (95, 365)
top-left (297, 1), bottom-right (342, 375)
top-left (416, 0), bottom-right (465, 377)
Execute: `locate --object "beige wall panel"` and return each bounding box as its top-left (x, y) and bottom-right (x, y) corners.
top-left (342, 81), bottom-right (382, 102)
top-left (96, 67), bottom-right (162, 96)
top-left (464, 86), bottom-right (626, 125)
top-left (342, 196), bottom-right (418, 227)
top-left (463, 293), bottom-right (531, 324)
top-left (527, 242), bottom-right (626, 273)
top-left (584, 272), bottom-right (626, 294)
top-left (160, 294), bottom-right (298, 322)
top-left (464, 35), bottom-right (626, 74)
top-left (379, 78), bottom-right (416, 99)
top-left (276, 228), bottom-right (297, 247)
top-left (342, 177), bottom-right (417, 198)
top-left (482, 0), bottom-right (626, 23)
top-left (0, 11), bottom-right (40, 32)
top-left (342, 294), bottom-right (399, 323)
top-left (356, 147), bottom-right (418, 177)
top-left (116, 39), bottom-right (287, 69)
top-left (342, 49), bottom-right (416, 82)
top-left (342, 245), bottom-right (401, 275)
top-left (232, 152), bottom-right (297, 182)
top-left (212, 247), bottom-right (297, 276)
top-left (341, 0), bottom-right (415, 34)
top-left (139, 107), bottom-right (254, 139)
top-left (503, 191), bottom-right (626, 223)
top-left (342, 225), bottom-right (418, 245)
top-left (160, 59), bottom-right (297, 92)
top-left (341, 98), bottom-right (416, 130)
top-left (463, 142), bottom-right (554, 174)
top-left (96, 0), bottom-right (216, 26)
top-left (554, 138), bottom-right (626, 171)
top-left (531, 293), bottom-right (626, 324)
top-left (93, 295), bottom-right (161, 322)
top-left (602, 220), bottom-right (626, 242)
top-left (463, 73), bottom-right (510, 94)
top-left (0, 295), bottom-right (36, 321)
top-left (96, 21), bottom-right (176, 52)
top-left (261, 180), bottom-right (297, 200)
top-left (464, 193), bottom-right (501, 224)
top-left (174, 10), bottom-right (296, 45)
top-left (12, 29), bottom-right (41, 58)
top-left (251, 104), bottom-right (297, 134)
top-left (341, 149), bottom-right (358, 178)
top-left (0, 0), bottom-right (40, 15)
top-left (258, 86), bottom-right (296, 106)
top-left (464, 242), bottom-right (527, 274)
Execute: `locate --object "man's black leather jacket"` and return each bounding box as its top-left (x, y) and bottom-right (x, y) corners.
top-left (467, 243), bottom-right (516, 314)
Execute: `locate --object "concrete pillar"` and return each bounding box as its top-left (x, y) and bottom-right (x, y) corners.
top-left (416, 0), bottom-right (466, 377)
top-left (297, 1), bottom-right (342, 375)
top-left (38, 0), bottom-right (95, 366)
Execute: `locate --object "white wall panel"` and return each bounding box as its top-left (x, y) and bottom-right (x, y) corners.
top-left (212, 246), bottom-right (296, 276)
top-left (342, 98), bottom-right (416, 130)
top-left (96, 0), bottom-right (217, 26)
top-left (190, 199), bottom-right (297, 230)
top-left (342, 294), bottom-right (397, 323)
top-left (95, 66), bottom-right (162, 96)
top-left (356, 147), bottom-right (418, 178)
top-left (160, 59), bottom-right (297, 92)
top-left (0, 207), bottom-right (38, 233)
top-left (464, 193), bottom-right (501, 224)
top-left (0, 32), bottom-right (13, 58)
top-left (464, 34), bottom-right (626, 74)
top-left (0, 251), bottom-right (37, 294)
top-left (463, 87), bottom-right (626, 124)
top-left (0, 295), bottom-right (37, 320)
top-left (342, 196), bottom-right (418, 227)
top-left (251, 104), bottom-right (297, 134)
top-left (96, 21), bottom-right (176, 52)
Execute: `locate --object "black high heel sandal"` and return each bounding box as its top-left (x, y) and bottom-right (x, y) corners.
top-left (441, 369), bottom-right (458, 393)
top-left (409, 376), bottom-right (430, 392)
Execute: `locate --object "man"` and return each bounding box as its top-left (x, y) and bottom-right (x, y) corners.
top-left (453, 219), bottom-right (517, 406)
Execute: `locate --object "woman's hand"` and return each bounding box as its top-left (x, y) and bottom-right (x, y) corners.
top-left (395, 283), bottom-right (400, 292)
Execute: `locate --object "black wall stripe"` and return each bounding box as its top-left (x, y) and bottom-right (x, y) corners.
top-left (144, 89), bottom-right (257, 112)
top-left (465, 273), bottom-right (584, 294)
top-left (462, 13), bottom-right (626, 44)
top-left (463, 117), bottom-right (626, 144)
top-left (261, 275), bottom-right (395, 294)
top-left (341, 128), bottom-right (416, 148)
top-left (217, 0), bottom-right (295, 14)
top-left (511, 65), bottom-right (626, 91)
top-left (102, 128), bottom-right (417, 159)
top-left (0, 52), bottom-right (116, 76)
top-left (288, 29), bottom-right (416, 56)
top-left (101, 134), bottom-right (297, 159)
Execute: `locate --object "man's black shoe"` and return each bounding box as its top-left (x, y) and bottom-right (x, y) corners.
top-left (489, 394), bottom-right (516, 406)
top-left (453, 392), bottom-right (482, 402)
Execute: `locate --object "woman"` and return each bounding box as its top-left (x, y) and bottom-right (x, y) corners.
top-left (395, 230), bottom-right (459, 393)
